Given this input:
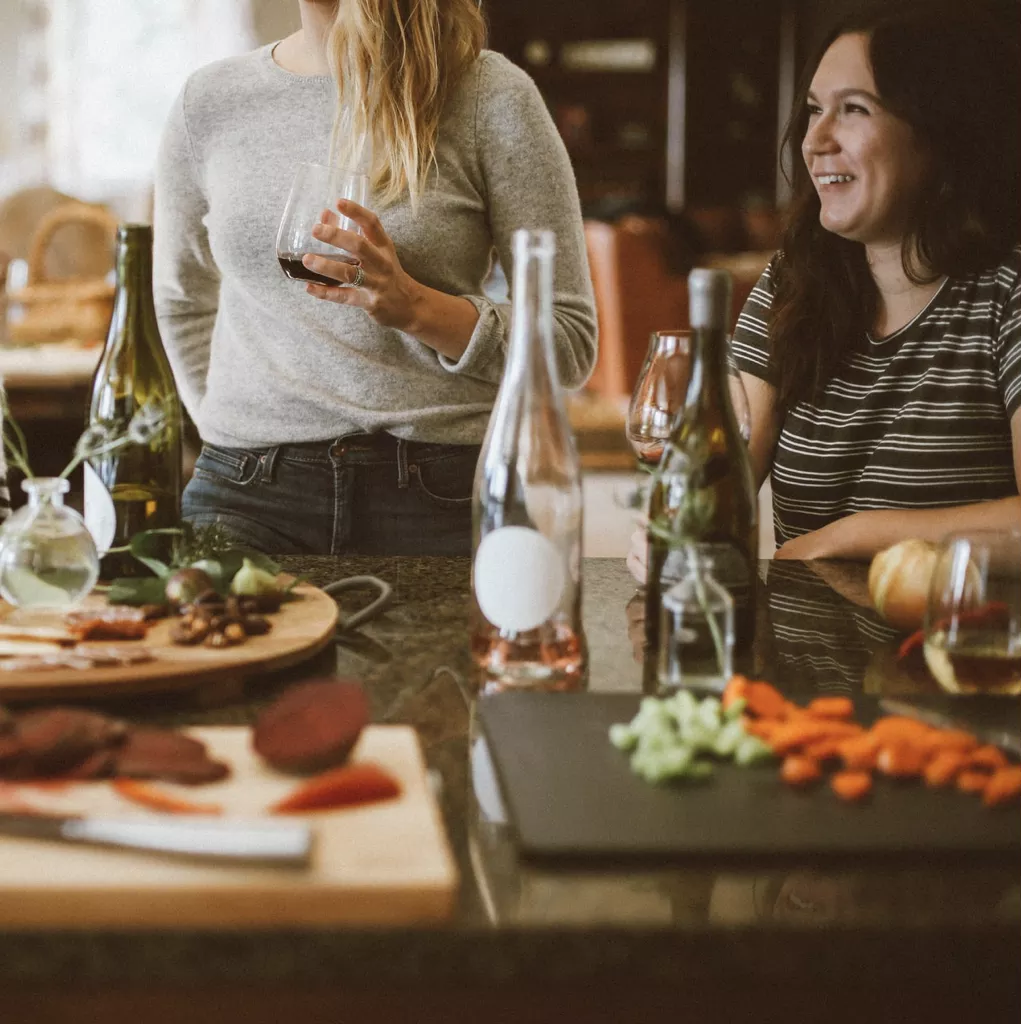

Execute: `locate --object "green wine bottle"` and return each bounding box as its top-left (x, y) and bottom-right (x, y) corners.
top-left (84, 224), bottom-right (182, 580)
top-left (644, 268), bottom-right (758, 674)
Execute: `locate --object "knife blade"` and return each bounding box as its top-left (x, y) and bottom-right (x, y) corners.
top-left (0, 812), bottom-right (313, 867)
top-left (879, 698), bottom-right (1021, 757)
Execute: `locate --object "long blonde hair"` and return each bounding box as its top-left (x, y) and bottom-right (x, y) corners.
top-left (327, 0), bottom-right (486, 209)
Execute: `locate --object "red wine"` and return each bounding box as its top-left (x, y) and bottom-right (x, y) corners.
top-left (277, 254), bottom-right (339, 287)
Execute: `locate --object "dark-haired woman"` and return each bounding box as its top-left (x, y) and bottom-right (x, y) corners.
top-left (629, 3), bottom-right (1020, 579)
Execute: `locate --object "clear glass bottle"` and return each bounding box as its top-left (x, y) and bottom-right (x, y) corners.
top-left (644, 268), bottom-right (757, 679)
top-left (470, 229), bottom-right (586, 689)
top-left (84, 224), bottom-right (182, 579)
top-left (0, 477), bottom-right (100, 608)
top-left (657, 547), bottom-right (735, 692)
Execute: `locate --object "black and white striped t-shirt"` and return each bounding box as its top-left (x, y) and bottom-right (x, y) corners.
top-left (732, 249), bottom-right (1021, 544)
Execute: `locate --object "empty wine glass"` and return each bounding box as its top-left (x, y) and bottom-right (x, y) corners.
top-left (923, 530), bottom-right (1021, 695)
top-left (276, 162), bottom-right (369, 286)
top-left (626, 331), bottom-right (692, 466)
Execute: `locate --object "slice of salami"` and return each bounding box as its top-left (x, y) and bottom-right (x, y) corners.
top-left (253, 678), bottom-right (369, 774)
top-left (114, 728), bottom-right (230, 785)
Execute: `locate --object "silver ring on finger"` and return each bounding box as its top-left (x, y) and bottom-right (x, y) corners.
top-left (351, 265), bottom-right (366, 288)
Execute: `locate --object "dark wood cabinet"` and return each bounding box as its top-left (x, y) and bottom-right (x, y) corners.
top-left (484, 0), bottom-right (789, 213)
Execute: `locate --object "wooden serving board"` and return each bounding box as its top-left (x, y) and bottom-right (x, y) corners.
top-left (0, 725), bottom-right (457, 928)
top-left (0, 584), bottom-right (338, 701)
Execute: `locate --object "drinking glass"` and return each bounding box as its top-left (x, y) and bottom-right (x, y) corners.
top-left (922, 530), bottom-right (1021, 695)
top-left (276, 163), bottom-right (370, 286)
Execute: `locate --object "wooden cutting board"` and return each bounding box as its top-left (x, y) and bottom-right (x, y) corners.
top-left (0, 725), bottom-right (457, 927)
top-left (0, 584), bottom-right (338, 701)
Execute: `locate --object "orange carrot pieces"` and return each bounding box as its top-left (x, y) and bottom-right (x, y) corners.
top-left (923, 751), bottom-right (970, 788)
top-left (923, 730), bottom-right (978, 756)
top-left (804, 738), bottom-right (845, 763)
top-left (956, 769), bottom-right (990, 794)
top-left (806, 697), bottom-right (855, 721)
top-left (271, 762), bottom-right (401, 814)
top-left (743, 719), bottom-right (780, 742)
top-left (721, 675), bottom-right (748, 712)
top-left (780, 754), bottom-right (822, 787)
top-left (965, 745), bottom-right (1009, 773)
top-left (837, 734), bottom-right (882, 771)
top-left (870, 716), bottom-right (934, 742)
top-left (876, 740), bottom-right (929, 778)
top-left (743, 681), bottom-right (792, 720)
top-left (831, 770), bottom-right (872, 802)
top-left (770, 719), bottom-right (863, 756)
top-left (112, 778), bottom-right (223, 815)
top-left (982, 766), bottom-right (1021, 808)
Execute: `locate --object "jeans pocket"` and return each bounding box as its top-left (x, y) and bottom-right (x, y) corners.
top-left (410, 448), bottom-right (478, 509)
top-left (192, 444), bottom-right (261, 486)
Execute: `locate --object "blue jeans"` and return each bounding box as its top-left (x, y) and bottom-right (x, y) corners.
top-left (182, 433), bottom-right (479, 556)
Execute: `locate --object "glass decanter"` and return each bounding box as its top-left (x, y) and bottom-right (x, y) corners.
top-left (0, 478), bottom-right (100, 608)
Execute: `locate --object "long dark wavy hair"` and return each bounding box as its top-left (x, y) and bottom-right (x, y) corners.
top-left (769, 0), bottom-right (1020, 411)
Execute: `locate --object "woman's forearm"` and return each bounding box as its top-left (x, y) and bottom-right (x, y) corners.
top-left (403, 281), bottom-right (480, 361)
top-left (827, 497), bottom-right (1021, 559)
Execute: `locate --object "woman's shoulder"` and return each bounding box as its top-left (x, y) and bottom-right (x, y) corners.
top-left (950, 245), bottom-right (1020, 293)
top-left (178, 45), bottom-right (284, 120)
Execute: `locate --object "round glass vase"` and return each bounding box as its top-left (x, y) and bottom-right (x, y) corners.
top-left (0, 477), bottom-right (100, 609)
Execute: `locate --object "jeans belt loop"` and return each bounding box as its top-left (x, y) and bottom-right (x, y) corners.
top-left (259, 446), bottom-right (280, 484)
top-left (396, 438), bottom-right (409, 489)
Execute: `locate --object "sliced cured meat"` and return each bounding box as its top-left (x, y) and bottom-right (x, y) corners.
top-left (4, 708), bottom-right (127, 778)
top-left (114, 728), bottom-right (229, 785)
top-left (253, 678), bottom-right (369, 774)
top-left (65, 607), bottom-right (151, 641)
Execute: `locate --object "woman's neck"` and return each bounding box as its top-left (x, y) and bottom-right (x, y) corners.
top-left (865, 241), bottom-right (943, 338)
top-left (274, 1), bottom-right (335, 76)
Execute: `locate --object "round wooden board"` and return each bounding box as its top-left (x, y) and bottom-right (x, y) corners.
top-left (0, 585), bottom-right (339, 702)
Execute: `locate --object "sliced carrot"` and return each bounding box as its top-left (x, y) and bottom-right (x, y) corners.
top-left (923, 751), bottom-right (970, 788)
top-left (806, 697), bottom-right (855, 721)
top-left (837, 734), bottom-right (882, 771)
top-left (743, 681), bottom-right (792, 720)
top-left (876, 740), bottom-right (929, 778)
top-left (271, 762), bottom-right (401, 814)
top-left (965, 745), bottom-right (1009, 773)
top-left (870, 716), bottom-right (934, 742)
top-left (770, 719), bottom-right (863, 756)
top-left (923, 730), bottom-right (978, 756)
top-left (831, 771), bottom-right (872, 802)
top-left (804, 738), bottom-right (845, 762)
top-left (956, 769), bottom-right (990, 794)
top-left (743, 719), bottom-right (780, 742)
top-left (721, 675), bottom-right (748, 712)
top-left (780, 754), bottom-right (821, 787)
top-left (982, 766), bottom-right (1021, 808)
top-left (112, 778), bottom-right (223, 815)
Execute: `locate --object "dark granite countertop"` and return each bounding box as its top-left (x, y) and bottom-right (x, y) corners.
top-left (0, 558), bottom-right (1019, 1012)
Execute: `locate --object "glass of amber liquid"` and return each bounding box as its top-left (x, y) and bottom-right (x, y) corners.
top-left (923, 530), bottom-right (1021, 695)
top-left (276, 163), bottom-right (369, 286)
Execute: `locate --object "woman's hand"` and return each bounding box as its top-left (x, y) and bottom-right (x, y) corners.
top-left (302, 198), bottom-right (479, 359)
top-left (302, 199), bottom-right (423, 330)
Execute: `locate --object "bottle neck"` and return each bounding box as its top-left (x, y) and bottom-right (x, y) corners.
top-left (508, 235), bottom-right (556, 382)
top-left (106, 225), bottom-right (156, 352)
top-left (22, 477), bottom-right (69, 509)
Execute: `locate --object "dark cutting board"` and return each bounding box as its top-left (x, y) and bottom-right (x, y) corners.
top-left (476, 693), bottom-right (1021, 863)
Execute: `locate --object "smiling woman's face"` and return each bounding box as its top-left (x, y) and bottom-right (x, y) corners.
top-left (802, 32), bottom-right (930, 249)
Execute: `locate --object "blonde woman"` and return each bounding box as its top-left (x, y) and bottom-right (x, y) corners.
top-left (154, 0), bottom-right (597, 556)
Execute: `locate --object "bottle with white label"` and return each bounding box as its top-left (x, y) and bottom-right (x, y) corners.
top-left (470, 229), bottom-right (586, 689)
top-left (84, 224), bottom-right (182, 579)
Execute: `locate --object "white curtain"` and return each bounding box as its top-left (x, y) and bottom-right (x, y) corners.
top-left (45, 0), bottom-right (257, 203)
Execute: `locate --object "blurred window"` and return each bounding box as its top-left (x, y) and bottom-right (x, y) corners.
top-left (46, 0), bottom-right (255, 199)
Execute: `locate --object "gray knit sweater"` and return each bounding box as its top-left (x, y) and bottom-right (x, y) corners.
top-left (153, 45), bottom-right (597, 448)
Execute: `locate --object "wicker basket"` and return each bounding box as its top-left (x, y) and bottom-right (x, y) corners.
top-left (5, 202), bottom-right (118, 346)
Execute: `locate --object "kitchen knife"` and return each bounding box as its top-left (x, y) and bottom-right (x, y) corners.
top-left (879, 698), bottom-right (1021, 757)
top-left (0, 812), bottom-right (313, 867)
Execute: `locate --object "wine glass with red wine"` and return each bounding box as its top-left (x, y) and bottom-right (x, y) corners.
top-left (276, 163), bottom-right (369, 286)
top-left (923, 530), bottom-right (1021, 695)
